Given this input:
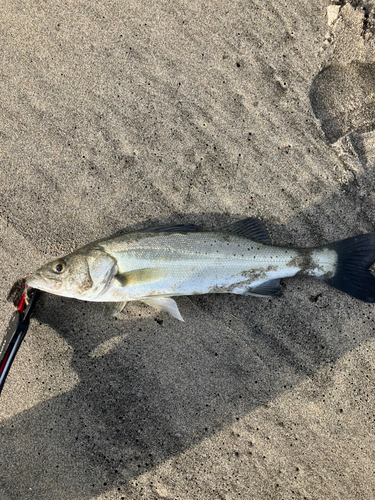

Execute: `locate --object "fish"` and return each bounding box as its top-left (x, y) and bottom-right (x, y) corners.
top-left (25, 218), bottom-right (375, 321)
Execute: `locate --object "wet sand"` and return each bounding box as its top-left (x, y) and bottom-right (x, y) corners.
top-left (1, 1), bottom-right (375, 499)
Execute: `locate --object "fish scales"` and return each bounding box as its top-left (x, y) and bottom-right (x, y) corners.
top-left (98, 232), bottom-right (299, 300)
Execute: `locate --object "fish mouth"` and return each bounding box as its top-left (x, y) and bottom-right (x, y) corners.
top-left (26, 272), bottom-right (62, 292)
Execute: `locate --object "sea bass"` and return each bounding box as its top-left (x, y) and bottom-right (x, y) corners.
top-left (26, 218), bottom-right (375, 321)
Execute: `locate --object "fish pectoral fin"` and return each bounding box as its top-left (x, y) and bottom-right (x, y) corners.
top-left (246, 279), bottom-right (282, 297)
top-left (117, 268), bottom-right (166, 287)
top-left (219, 217), bottom-right (272, 245)
top-left (141, 297), bottom-right (184, 322)
top-left (104, 301), bottom-right (127, 317)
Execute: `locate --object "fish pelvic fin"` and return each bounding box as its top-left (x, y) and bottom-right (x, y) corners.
top-left (314, 234), bottom-right (375, 302)
top-left (141, 297), bottom-right (184, 321)
top-left (219, 217), bottom-right (272, 245)
top-left (104, 301), bottom-right (127, 317)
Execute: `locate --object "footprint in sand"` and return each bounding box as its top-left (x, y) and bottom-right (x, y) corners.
top-left (310, 62), bottom-right (375, 144)
top-left (310, 62), bottom-right (375, 168)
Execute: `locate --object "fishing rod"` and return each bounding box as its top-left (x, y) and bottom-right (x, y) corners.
top-left (0, 288), bottom-right (38, 396)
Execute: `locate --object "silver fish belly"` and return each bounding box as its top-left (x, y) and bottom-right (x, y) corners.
top-left (25, 218), bottom-right (375, 321)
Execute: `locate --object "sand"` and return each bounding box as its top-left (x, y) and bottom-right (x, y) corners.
top-left (1, 1), bottom-right (375, 499)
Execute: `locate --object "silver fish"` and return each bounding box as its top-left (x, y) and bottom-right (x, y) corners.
top-left (26, 218), bottom-right (375, 321)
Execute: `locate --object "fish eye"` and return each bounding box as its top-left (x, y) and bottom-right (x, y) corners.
top-left (53, 261), bottom-right (66, 274)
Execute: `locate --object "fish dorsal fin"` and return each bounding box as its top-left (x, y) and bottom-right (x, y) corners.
top-left (143, 224), bottom-right (198, 233)
top-left (219, 218), bottom-right (272, 245)
top-left (116, 268), bottom-right (166, 287)
top-left (109, 224), bottom-right (199, 238)
top-left (141, 297), bottom-right (184, 321)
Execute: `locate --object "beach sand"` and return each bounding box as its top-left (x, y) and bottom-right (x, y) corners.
top-left (1, 1), bottom-right (375, 498)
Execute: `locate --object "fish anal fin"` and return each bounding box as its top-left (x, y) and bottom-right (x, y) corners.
top-left (219, 218), bottom-right (272, 245)
top-left (117, 268), bottom-right (166, 287)
top-left (141, 297), bottom-right (184, 321)
top-left (247, 279), bottom-right (282, 297)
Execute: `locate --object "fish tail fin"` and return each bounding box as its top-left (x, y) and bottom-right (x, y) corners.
top-left (316, 234), bottom-right (375, 302)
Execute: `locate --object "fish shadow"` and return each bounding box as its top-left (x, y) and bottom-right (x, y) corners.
top-left (1, 184), bottom-right (375, 499)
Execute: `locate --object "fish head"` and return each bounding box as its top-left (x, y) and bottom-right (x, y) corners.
top-left (26, 247), bottom-right (118, 300)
